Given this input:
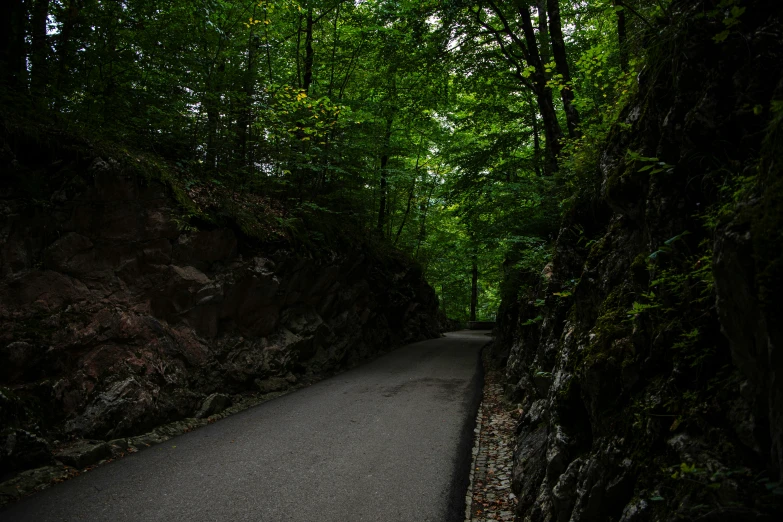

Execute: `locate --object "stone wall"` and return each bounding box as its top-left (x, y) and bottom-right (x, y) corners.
top-left (492, 1), bottom-right (783, 520)
top-left (0, 134), bottom-right (440, 478)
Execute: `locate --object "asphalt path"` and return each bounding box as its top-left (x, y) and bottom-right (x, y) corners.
top-left (2, 330), bottom-right (487, 522)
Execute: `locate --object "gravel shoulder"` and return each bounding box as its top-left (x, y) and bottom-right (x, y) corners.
top-left (466, 351), bottom-right (519, 522)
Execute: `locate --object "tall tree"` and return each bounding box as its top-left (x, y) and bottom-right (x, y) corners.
top-left (546, 0), bottom-right (580, 137)
top-left (470, 253), bottom-right (479, 321)
top-left (30, 0), bottom-right (51, 101)
top-left (0, 0), bottom-right (26, 93)
top-left (472, 0), bottom-right (563, 173)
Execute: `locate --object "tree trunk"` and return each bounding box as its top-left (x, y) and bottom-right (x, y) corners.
top-left (470, 255), bottom-right (478, 322)
top-left (415, 199), bottom-right (427, 256)
top-left (206, 103), bottom-right (219, 172)
top-left (517, 3), bottom-right (563, 173)
top-left (204, 66), bottom-right (221, 172)
top-left (535, 88), bottom-right (561, 174)
top-left (303, 9), bottom-right (314, 94)
top-left (394, 179), bottom-right (415, 244)
top-left (615, 0), bottom-right (628, 72)
top-left (327, 3), bottom-right (341, 97)
top-left (531, 102), bottom-right (542, 177)
top-left (238, 11), bottom-right (258, 169)
top-left (30, 0), bottom-right (51, 100)
top-left (415, 181), bottom-right (436, 258)
top-left (546, 0), bottom-right (580, 138)
top-left (262, 4), bottom-right (274, 80)
top-left (395, 136), bottom-right (425, 243)
top-left (295, 14), bottom-right (302, 88)
top-left (55, 0), bottom-right (81, 95)
top-left (376, 114), bottom-right (394, 235)
top-left (536, 0), bottom-right (551, 66)
top-left (0, 0), bottom-right (26, 92)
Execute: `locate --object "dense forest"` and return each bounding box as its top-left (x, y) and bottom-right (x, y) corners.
top-left (1, 0), bottom-right (656, 321)
top-left (2, 0), bottom-right (783, 519)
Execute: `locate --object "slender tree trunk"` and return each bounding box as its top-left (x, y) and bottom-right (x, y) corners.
top-left (377, 114), bottom-right (394, 235)
top-left (546, 0), bottom-right (580, 138)
top-left (205, 67), bottom-right (221, 172)
top-left (317, 135), bottom-right (330, 193)
top-left (338, 37), bottom-right (366, 99)
top-left (0, 0), bottom-right (27, 92)
top-left (262, 4), bottom-right (274, 80)
top-left (535, 92), bottom-right (561, 174)
top-left (536, 0), bottom-right (551, 66)
top-left (100, 13), bottom-right (121, 126)
top-left (386, 190), bottom-right (396, 238)
top-left (517, 3), bottom-right (563, 173)
top-left (295, 14), bottom-right (302, 88)
top-left (615, 0), bottom-right (628, 72)
top-left (394, 180), bottom-right (415, 244)
top-left (470, 255), bottom-right (478, 322)
top-left (395, 136), bottom-right (424, 243)
top-left (55, 0), bottom-right (80, 95)
top-left (30, 0), bottom-right (51, 101)
top-left (303, 8), bottom-right (314, 94)
top-left (327, 3), bottom-right (341, 97)
top-left (531, 103), bottom-right (542, 177)
top-left (415, 181), bottom-right (436, 258)
top-left (206, 102), bottom-right (219, 171)
top-left (239, 10), bottom-right (258, 169)
top-left (416, 199), bottom-right (427, 256)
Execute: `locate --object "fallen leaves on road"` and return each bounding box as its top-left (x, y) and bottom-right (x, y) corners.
top-left (468, 357), bottom-right (518, 522)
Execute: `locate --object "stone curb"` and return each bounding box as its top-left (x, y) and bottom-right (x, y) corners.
top-left (0, 337), bottom-right (428, 508)
top-left (465, 396), bottom-right (485, 521)
top-left (0, 385), bottom-right (301, 507)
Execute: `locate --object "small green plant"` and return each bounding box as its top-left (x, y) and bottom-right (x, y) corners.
top-left (172, 213), bottom-right (199, 232)
top-left (709, 0), bottom-right (747, 42)
top-left (670, 462), bottom-right (700, 480)
top-left (759, 479), bottom-right (783, 497)
top-left (648, 231), bottom-right (692, 260)
top-left (626, 150), bottom-right (675, 174)
top-left (626, 299), bottom-right (659, 319)
top-left (522, 315), bottom-right (543, 326)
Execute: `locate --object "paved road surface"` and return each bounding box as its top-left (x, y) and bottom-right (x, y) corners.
top-left (1, 330), bottom-right (487, 522)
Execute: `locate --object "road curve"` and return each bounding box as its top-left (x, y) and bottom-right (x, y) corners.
top-left (1, 330), bottom-right (488, 522)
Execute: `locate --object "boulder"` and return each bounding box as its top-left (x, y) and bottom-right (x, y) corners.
top-left (254, 377), bottom-right (289, 394)
top-left (1, 429), bottom-right (53, 476)
top-left (196, 393), bottom-right (231, 419)
top-left (54, 440), bottom-right (111, 469)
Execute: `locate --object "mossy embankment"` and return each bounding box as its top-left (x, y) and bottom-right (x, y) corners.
top-left (0, 113), bottom-right (442, 498)
top-left (492, 0), bottom-right (783, 519)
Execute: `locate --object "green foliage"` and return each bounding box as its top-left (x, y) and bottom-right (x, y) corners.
top-left (626, 299), bottom-right (659, 319)
top-left (633, 234), bottom-right (716, 372)
top-left (0, 0), bottom-right (679, 321)
top-left (559, 52), bottom-right (637, 194)
top-left (626, 150), bottom-right (675, 175)
top-left (522, 315), bottom-right (544, 326)
top-left (707, 0), bottom-right (747, 42)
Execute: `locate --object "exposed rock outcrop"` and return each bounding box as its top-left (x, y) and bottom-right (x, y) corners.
top-left (493, 1), bottom-right (783, 520)
top-left (0, 127), bottom-right (440, 481)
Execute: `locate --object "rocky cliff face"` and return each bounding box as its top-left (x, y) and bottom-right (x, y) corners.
top-left (494, 1), bottom-right (783, 520)
top-left (0, 126), bottom-right (440, 480)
